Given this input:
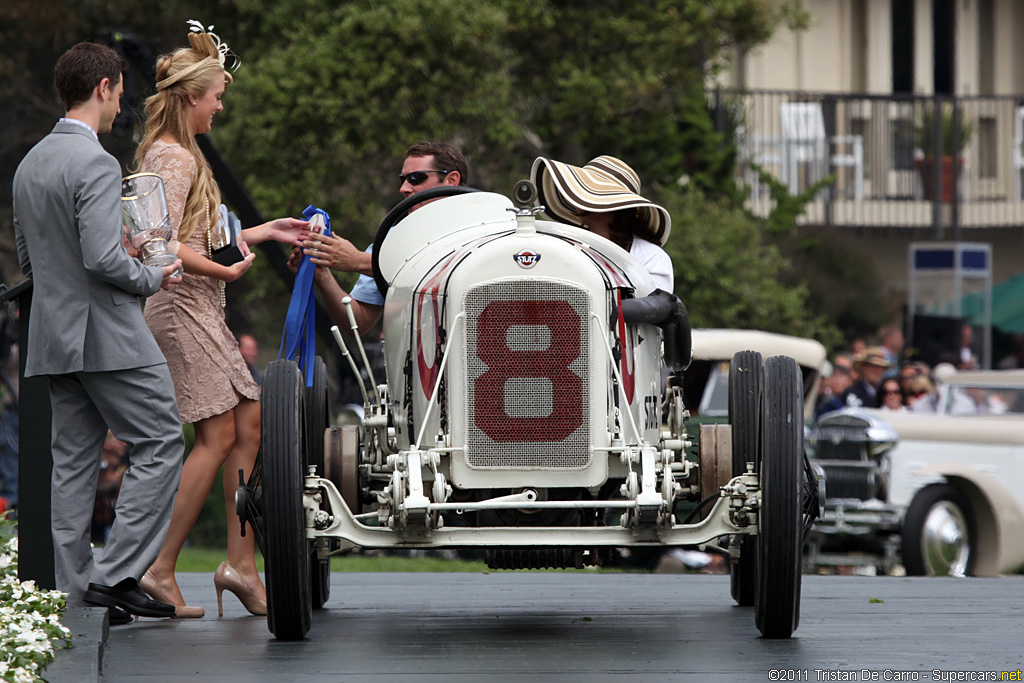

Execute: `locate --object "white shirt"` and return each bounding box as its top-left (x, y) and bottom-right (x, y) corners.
top-left (630, 237), bottom-right (673, 292)
top-left (58, 117), bottom-right (99, 141)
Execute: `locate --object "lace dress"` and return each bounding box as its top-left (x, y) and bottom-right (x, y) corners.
top-left (141, 140), bottom-right (259, 424)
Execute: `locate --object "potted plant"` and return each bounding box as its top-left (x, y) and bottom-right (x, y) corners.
top-left (914, 102), bottom-right (974, 202)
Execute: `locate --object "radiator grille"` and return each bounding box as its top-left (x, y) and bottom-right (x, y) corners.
top-left (815, 439), bottom-right (868, 462)
top-left (464, 280), bottom-right (591, 469)
top-left (820, 463), bottom-right (880, 501)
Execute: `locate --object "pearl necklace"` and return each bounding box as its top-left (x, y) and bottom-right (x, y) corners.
top-left (205, 197), bottom-right (226, 308)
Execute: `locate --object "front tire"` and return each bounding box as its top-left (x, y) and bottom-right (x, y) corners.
top-left (728, 350), bottom-right (763, 607)
top-left (901, 484), bottom-right (975, 577)
top-left (305, 356), bottom-right (331, 610)
top-left (263, 360), bottom-right (312, 640)
top-left (754, 356), bottom-right (804, 639)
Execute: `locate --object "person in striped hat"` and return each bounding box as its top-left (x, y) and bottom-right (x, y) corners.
top-left (530, 155), bottom-right (673, 292)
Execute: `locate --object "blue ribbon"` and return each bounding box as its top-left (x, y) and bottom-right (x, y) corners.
top-left (278, 204), bottom-right (331, 387)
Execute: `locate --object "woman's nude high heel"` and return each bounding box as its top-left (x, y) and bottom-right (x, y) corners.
top-left (213, 562), bottom-right (267, 617)
top-left (139, 570), bottom-right (205, 618)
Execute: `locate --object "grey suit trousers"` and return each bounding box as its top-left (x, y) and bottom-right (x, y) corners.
top-left (48, 363), bottom-right (183, 605)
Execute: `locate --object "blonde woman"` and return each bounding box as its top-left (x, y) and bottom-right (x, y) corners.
top-left (134, 22), bottom-right (308, 617)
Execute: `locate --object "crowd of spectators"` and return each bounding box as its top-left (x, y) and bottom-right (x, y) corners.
top-left (815, 322), bottom-right (1024, 420)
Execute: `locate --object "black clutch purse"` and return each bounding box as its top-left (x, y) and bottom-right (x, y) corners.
top-left (211, 205), bottom-right (245, 266)
top-left (212, 243), bottom-right (244, 266)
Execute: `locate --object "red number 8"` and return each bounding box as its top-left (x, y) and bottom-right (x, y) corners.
top-left (473, 300), bottom-right (583, 442)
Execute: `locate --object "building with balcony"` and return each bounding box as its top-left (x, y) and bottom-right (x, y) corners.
top-left (712, 0), bottom-right (1024, 293)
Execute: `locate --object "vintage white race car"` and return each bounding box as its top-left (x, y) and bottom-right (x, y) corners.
top-left (239, 184), bottom-right (816, 641)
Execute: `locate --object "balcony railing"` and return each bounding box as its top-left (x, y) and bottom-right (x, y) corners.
top-left (711, 90), bottom-right (1024, 231)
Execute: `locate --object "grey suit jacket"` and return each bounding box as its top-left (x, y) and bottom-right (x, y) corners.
top-left (13, 122), bottom-right (166, 377)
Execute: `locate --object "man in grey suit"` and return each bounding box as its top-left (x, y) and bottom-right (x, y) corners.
top-left (13, 42), bottom-right (184, 623)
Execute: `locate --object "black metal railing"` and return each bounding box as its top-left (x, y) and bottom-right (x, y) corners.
top-left (710, 89), bottom-right (1024, 231)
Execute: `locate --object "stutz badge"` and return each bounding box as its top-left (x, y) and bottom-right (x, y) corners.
top-left (513, 249), bottom-right (541, 269)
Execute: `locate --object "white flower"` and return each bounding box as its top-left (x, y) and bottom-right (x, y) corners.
top-left (13, 669), bottom-right (36, 683)
top-left (0, 520), bottom-right (70, 682)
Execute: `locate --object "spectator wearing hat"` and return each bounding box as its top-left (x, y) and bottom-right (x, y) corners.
top-left (529, 155), bottom-right (673, 292)
top-left (842, 347), bottom-right (891, 408)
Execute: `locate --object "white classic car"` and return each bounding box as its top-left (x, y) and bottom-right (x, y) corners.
top-left (685, 329), bottom-right (827, 421)
top-left (809, 369), bottom-right (1024, 577)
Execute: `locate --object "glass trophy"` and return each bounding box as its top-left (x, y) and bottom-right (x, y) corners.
top-left (210, 203), bottom-right (244, 266)
top-left (121, 173), bottom-right (182, 278)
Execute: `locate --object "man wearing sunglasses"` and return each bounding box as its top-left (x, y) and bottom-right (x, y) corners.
top-left (301, 142), bottom-right (468, 333)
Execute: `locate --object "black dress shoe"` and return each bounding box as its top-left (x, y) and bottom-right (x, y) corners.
top-left (85, 579), bottom-right (175, 618)
top-left (108, 606), bottom-right (134, 626)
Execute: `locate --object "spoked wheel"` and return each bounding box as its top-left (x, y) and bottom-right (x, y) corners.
top-left (263, 360), bottom-right (312, 640)
top-left (305, 356), bottom-right (331, 609)
top-left (754, 355), bottom-right (804, 639)
top-left (728, 350), bottom-right (763, 607)
top-left (236, 449), bottom-right (264, 556)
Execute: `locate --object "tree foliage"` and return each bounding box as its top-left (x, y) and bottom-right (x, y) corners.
top-left (501, 0), bottom-right (804, 186)
top-left (215, 0), bottom-right (522, 240)
top-left (663, 188), bottom-right (842, 349)
top-left (0, 0), bottom-right (233, 282)
top-left (779, 233), bottom-right (893, 343)
top-left (1, 0), bottom-right (858, 347)
top-left (208, 0), bottom-right (806, 243)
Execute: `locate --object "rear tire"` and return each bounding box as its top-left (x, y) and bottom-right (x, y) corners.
top-left (754, 356), bottom-right (803, 639)
top-left (728, 350), bottom-right (763, 607)
top-left (263, 360), bottom-right (312, 641)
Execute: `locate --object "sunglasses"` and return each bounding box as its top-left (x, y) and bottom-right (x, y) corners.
top-left (881, 389), bottom-right (902, 396)
top-left (399, 170), bottom-right (451, 186)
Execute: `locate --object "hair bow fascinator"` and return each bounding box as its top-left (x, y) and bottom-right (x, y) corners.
top-left (156, 20), bottom-right (240, 91)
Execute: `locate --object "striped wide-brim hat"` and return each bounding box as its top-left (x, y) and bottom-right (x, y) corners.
top-left (529, 155), bottom-right (671, 246)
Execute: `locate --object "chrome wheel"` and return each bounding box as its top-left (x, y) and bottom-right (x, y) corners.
top-left (901, 484), bottom-right (975, 577)
top-left (920, 501), bottom-right (971, 577)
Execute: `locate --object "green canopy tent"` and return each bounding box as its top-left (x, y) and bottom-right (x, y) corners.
top-left (961, 274), bottom-right (1024, 333)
